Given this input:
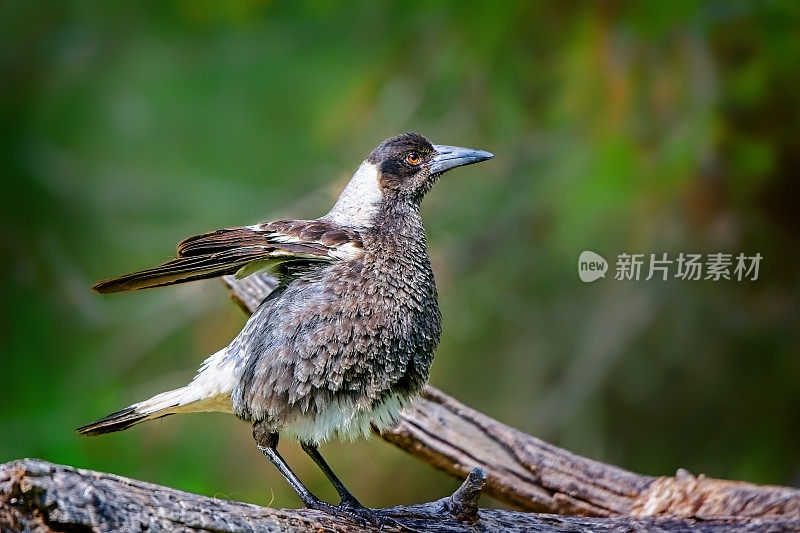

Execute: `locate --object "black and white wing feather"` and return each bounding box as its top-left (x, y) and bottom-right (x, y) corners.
top-left (92, 219), bottom-right (363, 294)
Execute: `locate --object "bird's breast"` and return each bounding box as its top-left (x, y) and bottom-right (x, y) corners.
top-left (231, 238), bottom-right (441, 428)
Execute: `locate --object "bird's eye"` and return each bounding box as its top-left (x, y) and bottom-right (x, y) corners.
top-left (406, 152), bottom-right (420, 165)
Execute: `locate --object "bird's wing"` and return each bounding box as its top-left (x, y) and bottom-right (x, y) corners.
top-left (92, 219), bottom-right (363, 294)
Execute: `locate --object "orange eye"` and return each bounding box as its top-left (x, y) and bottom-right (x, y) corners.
top-left (406, 152), bottom-right (420, 165)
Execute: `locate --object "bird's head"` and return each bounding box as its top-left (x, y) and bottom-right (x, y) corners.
top-left (327, 132), bottom-right (493, 227)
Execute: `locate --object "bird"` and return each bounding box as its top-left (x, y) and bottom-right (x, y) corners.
top-left (78, 132), bottom-right (493, 524)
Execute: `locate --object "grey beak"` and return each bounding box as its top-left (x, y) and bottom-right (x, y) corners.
top-left (430, 145), bottom-right (494, 175)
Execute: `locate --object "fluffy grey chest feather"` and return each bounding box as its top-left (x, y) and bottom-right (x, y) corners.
top-left (229, 237), bottom-right (442, 437)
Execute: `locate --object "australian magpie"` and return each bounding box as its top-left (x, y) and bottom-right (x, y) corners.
top-left (79, 132), bottom-right (493, 524)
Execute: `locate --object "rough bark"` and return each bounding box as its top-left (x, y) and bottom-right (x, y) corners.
top-left (225, 274), bottom-right (800, 520)
top-left (2, 459), bottom-right (799, 533)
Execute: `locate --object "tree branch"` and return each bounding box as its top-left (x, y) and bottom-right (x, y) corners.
top-left (2, 459), bottom-right (797, 533)
top-left (386, 386), bottom-right (800, 519)
top-left (225, 274), bottom-right (800, 520)
top-left (1, 272), bottom-right (797, 531)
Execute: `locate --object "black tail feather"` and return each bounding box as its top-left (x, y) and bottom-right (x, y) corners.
top-left (77, 407), bottom-right (150, 436)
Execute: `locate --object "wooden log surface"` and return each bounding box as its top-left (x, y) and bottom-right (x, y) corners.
top-left (0, 272), bottom-right (797, 531)
top-left (225, 273), bottom-right (800, 520)
top-left (2, 459), bottom-right (799, 533)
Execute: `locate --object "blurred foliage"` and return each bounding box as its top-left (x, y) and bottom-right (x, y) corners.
top-left (2, 0), bottom-right (799, 509)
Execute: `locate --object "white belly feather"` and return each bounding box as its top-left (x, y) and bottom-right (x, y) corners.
top-left (164, 348), bottom-right (413, 444)
top-left (281, 390), bottom-right (412, 444)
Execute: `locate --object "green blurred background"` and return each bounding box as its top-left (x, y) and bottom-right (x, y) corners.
top-left (2, 1), bottom-right (799, 509)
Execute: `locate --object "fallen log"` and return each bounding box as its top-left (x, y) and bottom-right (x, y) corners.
top-left (2, 459), bottom-right (798, 532)
top-left (0, 272), bottom-right (797, 531)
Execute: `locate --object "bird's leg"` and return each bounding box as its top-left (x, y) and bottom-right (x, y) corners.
top-left (253, 425), bottom-right (417, 531)
top-left (298, 441), bottom-right (421, 532)
top-left (252, 424), bottom-right (381, 528)
top-left (300, 441), bottom-right (362, 508)
top-left (252, 425), bottom-right (321, 508)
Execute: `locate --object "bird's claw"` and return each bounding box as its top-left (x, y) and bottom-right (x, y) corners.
top-left (306, 500), bottom-right (421, 532)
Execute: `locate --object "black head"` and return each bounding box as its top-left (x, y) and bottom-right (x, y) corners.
top-left (367, 132), bottom-right (493, 200)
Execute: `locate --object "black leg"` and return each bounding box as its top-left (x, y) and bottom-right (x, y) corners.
top-left (252, 425), bottom-right (419, 532)
top-left (300, 441), bottom-right (362, 508)
top-left (252, 426), bottom-right (321, 508)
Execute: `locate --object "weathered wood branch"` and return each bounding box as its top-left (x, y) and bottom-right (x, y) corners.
top-left (225, 274), bottom-right (800, 520)
top-left (0, 272), bottom-right (797, 531)
top-left (2, 459), bottom-right (798, 532)
top-left (387, 387), bottom-right (800, 519)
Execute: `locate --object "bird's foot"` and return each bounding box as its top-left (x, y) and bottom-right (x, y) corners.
top-left (306, 499), bottom-right (420, 532)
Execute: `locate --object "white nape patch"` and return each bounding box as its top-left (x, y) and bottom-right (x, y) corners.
top-left (323, 161), bottom-right (382, 228)
top-left (281, 390), bottom-right (413, 444)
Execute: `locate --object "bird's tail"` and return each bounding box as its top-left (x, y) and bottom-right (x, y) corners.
top-left (77, 388), bottom-right (190, 436)
top-left (78, 350), bottom-right (235, 436)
